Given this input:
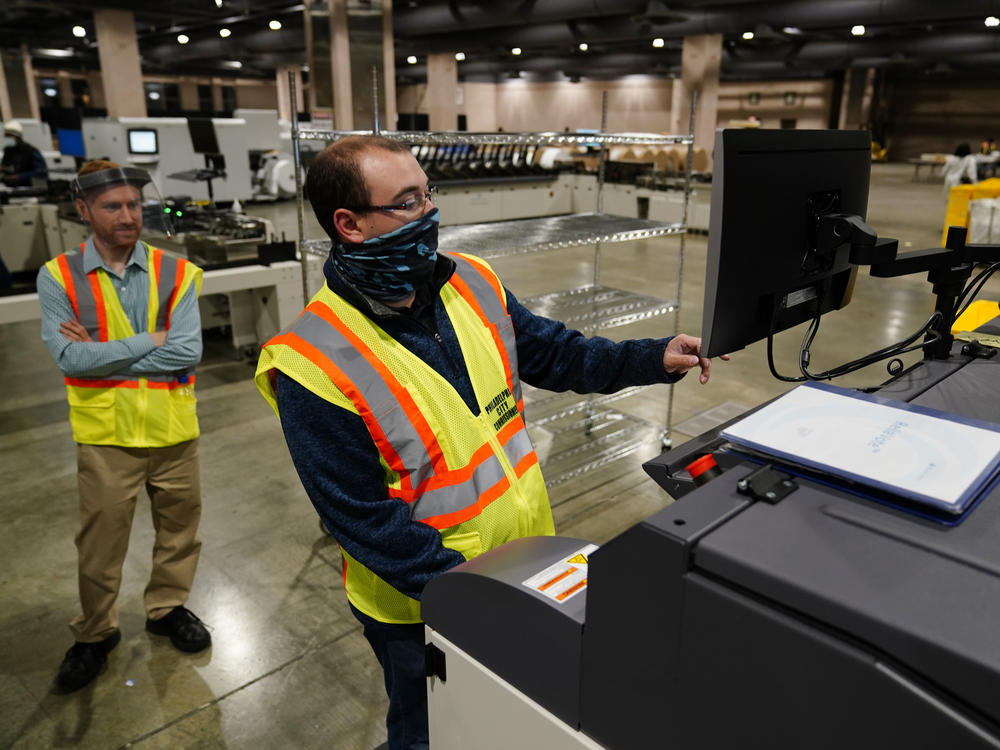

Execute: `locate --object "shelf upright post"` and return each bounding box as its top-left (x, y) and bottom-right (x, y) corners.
top-left (583, 91), bottom-right (611, 435)
top-left (289, 69), bottom-right (310, 307)
top-left (372, 65), bottom-right (380, 134)
top-left (664, 88), bottom-right (698, 447)
top-left (593, 90), bottom-right (609, 286)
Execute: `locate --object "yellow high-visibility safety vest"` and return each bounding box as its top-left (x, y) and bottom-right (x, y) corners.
top-left (44, 243), bottom-right (203, 447)
top-left (256, 252), bottom-right (554, 624)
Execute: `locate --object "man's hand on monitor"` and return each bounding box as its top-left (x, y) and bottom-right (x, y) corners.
top-left (663, 334), bottom-right (730, 384)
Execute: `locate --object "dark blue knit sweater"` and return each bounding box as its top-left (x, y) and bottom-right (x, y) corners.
top-left (275, 252), bottom-right (679, 602)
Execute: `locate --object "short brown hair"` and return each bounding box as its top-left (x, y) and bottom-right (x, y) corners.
top-left (305, 135), bottom-right (412, 240)
top-left (77, 159), bottom-right (120, 177)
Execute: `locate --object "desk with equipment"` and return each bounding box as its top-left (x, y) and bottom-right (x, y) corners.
top-left (420, 129), bottom-right (1000, 750)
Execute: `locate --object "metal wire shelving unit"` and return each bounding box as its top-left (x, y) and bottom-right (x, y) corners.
top-left (287, 78), bottom-right (694, 486)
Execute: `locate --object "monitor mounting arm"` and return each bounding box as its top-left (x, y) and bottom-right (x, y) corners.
top-left (815, 213), bottom-right (899, 267)
top-left (870, 226), bottom-right (1000, 359)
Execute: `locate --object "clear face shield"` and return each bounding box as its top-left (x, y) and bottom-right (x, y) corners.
top-left (72, 166), bottom-right (174, 240)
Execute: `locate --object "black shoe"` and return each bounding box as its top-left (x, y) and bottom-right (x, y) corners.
top-left (55, 629), bottom-right (122, 693)
top-left (146, 606), bottom-right (211, 653)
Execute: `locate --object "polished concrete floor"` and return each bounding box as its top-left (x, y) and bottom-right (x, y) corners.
top-left (3, 162), bottom-right (998, 749)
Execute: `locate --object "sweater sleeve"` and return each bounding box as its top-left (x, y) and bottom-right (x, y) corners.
top-left (275, 371), bottom-right (465, 600)
top-left (37, 264), bottom-right (156, 377)
top-left (506, 287), bottom-right (683, 392)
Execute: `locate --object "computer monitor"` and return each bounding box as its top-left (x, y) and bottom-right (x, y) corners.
top-left (187, 118), bottom-right (220, 155)
top-left (701, 128), bottom-right (873, 359)
top-left (127, 128), bottom-right (158, 155)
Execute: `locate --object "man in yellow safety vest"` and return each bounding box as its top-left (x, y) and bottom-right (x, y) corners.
top-left (255, 135), bottom-right (725, 750)
top-left (38, 160), bottom-right (211, 693)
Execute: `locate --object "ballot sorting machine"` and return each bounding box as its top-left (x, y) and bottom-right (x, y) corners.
top-left (420, 130), bottom-right (1000, 749)
top-left (422, 325), bottom-right (1000, 750)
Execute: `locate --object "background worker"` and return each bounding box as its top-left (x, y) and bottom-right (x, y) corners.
top-left (2, 120), bottom-right (48, 187)
top-left (37, 160), bottom-right (211, 693)
top-left (255, 135), bottom-right (726, 750)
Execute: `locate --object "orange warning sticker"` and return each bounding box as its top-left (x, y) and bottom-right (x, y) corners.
top-left (521, 544), bottom-right (599, 604)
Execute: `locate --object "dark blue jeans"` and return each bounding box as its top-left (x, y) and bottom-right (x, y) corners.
top-left (350, 604), bottom-right (430, 750)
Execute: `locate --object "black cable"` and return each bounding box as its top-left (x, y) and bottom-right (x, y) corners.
top-left (768, 309), bottom-right (943, 383)
top-left (954, 261), bottom-right (1000, 323)
top-left (803, 311), bottom-right (942, 380)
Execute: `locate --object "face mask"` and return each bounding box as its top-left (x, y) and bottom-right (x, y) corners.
top-left (3, 137), bottom-right (15, 149)
top-left (333, 208), bottom-right (440, 302)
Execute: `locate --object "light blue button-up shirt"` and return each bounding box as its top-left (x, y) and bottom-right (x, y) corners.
top-left (37, 238), bottom-right (202, 378)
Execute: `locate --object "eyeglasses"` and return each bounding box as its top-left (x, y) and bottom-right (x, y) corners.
top-left (355, 186), bottom-right (437, 216)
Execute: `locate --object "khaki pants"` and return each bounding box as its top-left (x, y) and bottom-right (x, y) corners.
top-left (70, 439), bottom-right (202, 642)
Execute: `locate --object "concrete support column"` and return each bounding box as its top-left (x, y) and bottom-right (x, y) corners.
top-left (1, 47), bottom-right (41, 120)
top-left (858, 67), bottom-right (876, 130)
top-left (19, 44), bottom-right (41, 120)
top-left (426, 53), bottom-right (458, 131)
top-left (276, 65), bottom-right (305, 122)
top-left (212, 81), bottom-right (224, 113)
top-left (381, 3), bottom-right (397, 130)
top-left (838, 68), bottom-right (876, 131)
top-left (85, 70), bottom-right (105, 109)
top-left (178, 80), bottom-right (199, 111)
top-left (329, 0), bottom-right (353, 129)
top-left (305, 0), bottom-right (388, 130)
top-left (670, 34), bottom-right (722, 168)
top-left (93, 9), bottom-right (146, 118)
top-left (57, 71), bottom-right (74, 108)
top-left (0, 52), bottom-right (13, 122)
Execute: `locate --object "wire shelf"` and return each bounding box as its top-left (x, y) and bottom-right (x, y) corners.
top-left (294, 129), bottom-right (693, 147)
top-left (521, 284), bottom-right (677, 330)
top-left (530, 407), bottom-right (666, 487)
top-left (523, 385), bottom-right (653, 426)
top-left (301, 213), bottom-right (684, 260)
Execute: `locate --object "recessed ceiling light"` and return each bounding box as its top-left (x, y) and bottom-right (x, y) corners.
top-left (579, 42), bottom-right (588, 51)
top-left (511, 47), bottom-right (522, 55)
top-left (223, 60), bottom-right (242, 68)
top-left (219, 28), bottom-right (231, 38)
top-left (455, 51), bottom-right (466, 61)
top-left (782, 26), bottom-right (802, 35)
top-left (269, 20), bottom-right (282, 30)
top-left (652, 37), bottom-right (664, 48)
top-left (44, 87), bottom-right (58, 97)
top-left (177, 34), bottom-right (190, 44)
top-left (986, 15), bottom-right (1000, 27)
top-left (36, 47), bottom-right (75, 57)
top-left (851, 24), bottom-right (865, 36)
top-left (406, 55), bottom-right (417, 64)
top-left (742, 31), bottom-right (754, 40)
top-left (148, 91), bottom-right (161, 100)
top-left (72, 25), bottom-right (86, 38)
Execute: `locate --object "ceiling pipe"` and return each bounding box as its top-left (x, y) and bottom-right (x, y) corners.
top-left (395, 0), bottom-right (650, 35)
top-left (396, 0), bottom-right (1000, 37)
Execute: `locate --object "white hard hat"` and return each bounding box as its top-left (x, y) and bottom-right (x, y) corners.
top-left (4, 120), bottom-right (24, 137)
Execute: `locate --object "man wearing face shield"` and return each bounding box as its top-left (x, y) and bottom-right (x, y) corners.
top-left (36, 160), bottom-right (211, 693)
top-left (255, 135), bottom-right (726, 750)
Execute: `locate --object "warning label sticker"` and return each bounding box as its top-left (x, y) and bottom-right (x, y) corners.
top-left (521, 544), bottom-right (599, 604)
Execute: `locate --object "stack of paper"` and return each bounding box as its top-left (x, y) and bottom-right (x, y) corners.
top-left (721, 382), bottom-right (1000, 516)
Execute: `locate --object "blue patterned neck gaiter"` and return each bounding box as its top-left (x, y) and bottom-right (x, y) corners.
top-left (332, 209), bottom-right (440, 303)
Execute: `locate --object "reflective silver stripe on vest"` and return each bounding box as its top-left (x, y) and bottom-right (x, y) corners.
top-left (63, 252), bottom-right (100, 339)
top-left (500, 426), bottom-right (535, 473)
top-left (290, 308), bottom-right (438, 487)
top-left (63, 246), bottom-right (190, 386)
top-left (450, 255), bottom-right (522, 405)
top-left (154, 249), bottom-right (180, 331)
top-left (409, 451), bottom-right (508, 522)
